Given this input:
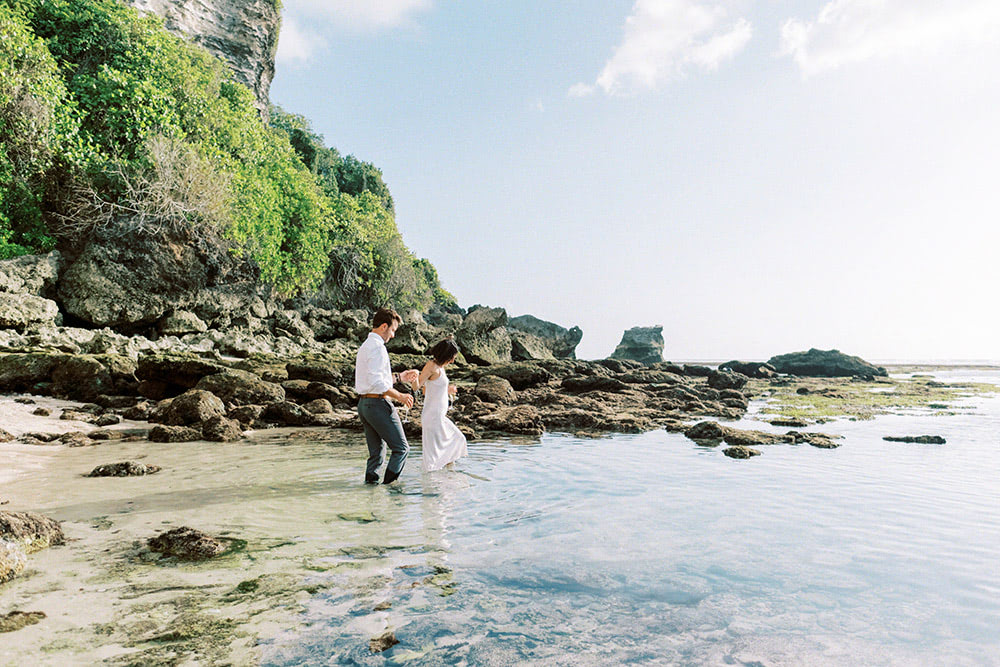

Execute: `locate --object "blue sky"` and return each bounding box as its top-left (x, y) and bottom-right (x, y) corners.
top-left (270, 1), bottom-right (1000, 361)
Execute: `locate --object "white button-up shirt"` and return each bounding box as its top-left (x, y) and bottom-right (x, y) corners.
top-left (355, 332), bottom-right (393, 395)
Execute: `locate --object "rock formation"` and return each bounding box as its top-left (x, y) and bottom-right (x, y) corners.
top-left (127, 0), bottom-right (280, 115)
top-left (767, 348), bottom-right (887, 378)
top-left (609, 326), bottom-right (664, 366)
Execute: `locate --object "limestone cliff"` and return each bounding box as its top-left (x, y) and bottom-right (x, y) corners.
top-left (127, 0), bottom-right (279, 114)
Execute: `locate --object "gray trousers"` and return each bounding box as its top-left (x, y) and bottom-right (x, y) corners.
top-left (357, 397), bottom-right (409, 483)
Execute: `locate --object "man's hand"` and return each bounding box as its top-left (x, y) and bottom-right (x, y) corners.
top-left (387, 388), bottom-right (414, 409)
top-left (399, 369), bottom-right (419, 384)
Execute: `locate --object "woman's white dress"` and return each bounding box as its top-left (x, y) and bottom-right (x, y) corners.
top-left (421, 368), bottom-right (467, 471)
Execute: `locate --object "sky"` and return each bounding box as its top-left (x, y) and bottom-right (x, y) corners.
top-left (269, 0), bottom-right (1000, 362)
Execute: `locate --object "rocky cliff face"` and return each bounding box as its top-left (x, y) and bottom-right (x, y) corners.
top-left (128, 0), bottom-right (279, 115)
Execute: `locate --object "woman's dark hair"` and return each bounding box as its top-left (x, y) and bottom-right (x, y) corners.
top-left (428, 338), bottom-right (460, 365)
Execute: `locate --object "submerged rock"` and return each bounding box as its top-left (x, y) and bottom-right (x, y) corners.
top-left (723, 446), bottom-right (761, 459)
top-left (0, 511), bottom-right (65, 552)
top-left (88, 461), bottom-right (162, 477)
top-left (148, 527), bottom-right (229, 561)
top-left (883, 435), bottom-right (946, 444)
top-left (0, 610), bottom-right (46, 633)
top-left (369, 630), bottom-right (399, 653)
top-left (0, 540), bottom-right (27, 584)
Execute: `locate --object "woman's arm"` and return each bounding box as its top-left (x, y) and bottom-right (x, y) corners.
top-left (415, 361), bottom-right (437, 393)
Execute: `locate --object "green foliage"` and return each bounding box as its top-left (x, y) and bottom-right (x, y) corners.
top-left (0, 0), bottom-right (451, 309)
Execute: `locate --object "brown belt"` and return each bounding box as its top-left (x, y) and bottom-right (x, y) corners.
top-left (360, 393), bottom-right (386, 399)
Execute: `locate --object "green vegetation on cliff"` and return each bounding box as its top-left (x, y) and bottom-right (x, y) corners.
top-left (0, 0), bottom-right (453, 310)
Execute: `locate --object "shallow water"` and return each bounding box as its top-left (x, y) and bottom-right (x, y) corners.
top-left (2, 372), bottom-right (1000, 665)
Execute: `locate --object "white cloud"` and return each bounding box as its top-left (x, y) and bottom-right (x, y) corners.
top-left (283, 0), bottom-right (433, 31)
top-left (781, 0), bottom-right (1000, 76)
top-left (570, 0), bottom-right (752, 97)
top-left (275, 17), bottom-right (326, 66)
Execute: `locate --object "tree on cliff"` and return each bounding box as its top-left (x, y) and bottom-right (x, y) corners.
top-left (0, 0), bottom-right (453, 312)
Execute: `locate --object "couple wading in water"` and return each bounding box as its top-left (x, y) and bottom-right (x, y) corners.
top-left (354, 308), bottom-right (468, 484)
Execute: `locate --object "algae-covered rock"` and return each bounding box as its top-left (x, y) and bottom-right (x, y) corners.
top-left (147, 527), bottom-right (229, 561)
top-left (723, 446), bottom-right (761, 459)
top-left (0, 610), bottom-right (45, 633)
top-left (707, 369), bottom-right (748, 391)
top-left (474, 375), bottom-right (516, 405)
top-left (0, 511), bottom-right (65, 553)
top-left (883, 435), bottom-right (946, 444)
top-left (477, 405), bottom-right (543, 436)
top-left (160, 389), bottom-right (226, 426)
top-left (149, 425), bottom-right (202, 443)
top-left (88, 461), bottom-right (162, 477)
top-left (0, 540), bottom-right (27, 584)
top-left (201, 415), bottom-right (244, 442)
top-left (369, 630), bottom-right (399, 653)
top-left (196, 369), bottom-right (285, 405)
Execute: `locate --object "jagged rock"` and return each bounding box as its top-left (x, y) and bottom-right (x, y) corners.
top-left (719, 360), bottom-right (777, 379)
top-left (159, 389), bottom-right (226, 426)
top-left (0, 352), bottom-right (67, 392)
top-left (128, 0), bottom-right (280, 115)
top-left (477, 405), bottom-right (543, 436)
top-left (789, 432), bottom-right (841, 448)
top-left (386, 321), bottom-right (432, 355)
top-left (88, 461), bottom-right (162, 477)
top-left (509, 330), bottom-right (555, 361)
top-left (0, 294), bottom-right (60, 330)
top-left (768, 348), bottom-right (888, 378)
top-left (159, 309), bottom-right (208, 336)
top-left (286, 359), bottom-right (350, 386)
top-left (271, 309), bottom-right (313, 340)
top-left (723, 446), bottom-right (761, 459)
top-left (0, 251), bottom-right (62, 297)
top-left (707, 369), bottom-right (748, 391)
top-left (148, 526), bottom-right (229, 561)
top-left (0, 511), bottom-right (65, 552)
top-left (201, 415), bottom-right (244, 442)
top-left (474, 375), bottom-right (516, 405)
top-left (0, 610), bottom-right (46, 633)
top-left (455, 305), bottom-right (511, 365)
top-left (682, 364), bottom-right (713, 377)
top-left (303, 398), bottom-right (333, 414)
top-left (50, 355), bottom-right (137, 401)
top-left (0, 428), bottom-right (14, 442)
top-left (0, 540), bottom-right (27, 585)
top-left (149, 425), bottom-right (202, 442)
top-left (770, 418), bottom-right (808, 427)
top-left (263, 401), bottom-right (315, 426)
top-left (883, 435), bottom-right (946, 444)
top-left (508, 314), bottom-right (582, 359)
top-left (609, 326), bottom-right (663, 366)
top-left (196, 369), bottom-right (285, 406)
top-left (369, 630), bottom-right (399, 653)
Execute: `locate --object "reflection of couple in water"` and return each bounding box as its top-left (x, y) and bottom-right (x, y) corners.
top-left (354, 308), bottom-right (468, 484)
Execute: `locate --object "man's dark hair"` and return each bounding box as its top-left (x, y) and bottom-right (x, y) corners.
top-left (428, 338), bottom-right (460, 365)
top-left (372, 308), bottom-right (402, 329)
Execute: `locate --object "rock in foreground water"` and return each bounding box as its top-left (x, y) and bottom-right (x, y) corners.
top-left (0, 611), bottom-right (46, 633)
top-left (369, 630), bottom-right (399, 653)
top-left (148, 527), bottom-right (229, 561)
top-left (88, 461), bottom-right (162, 477)
top-left (0, 540), bottom-right (27, 584)
top-left (883, 435), bottom-right (946, 444)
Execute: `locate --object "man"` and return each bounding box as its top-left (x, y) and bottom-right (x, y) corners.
top-left (355, 308), bottom-right (420, 484)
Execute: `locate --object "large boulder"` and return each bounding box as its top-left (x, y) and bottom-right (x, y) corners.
top-left (147, 526), bottom-right (230, 561)
top-left (707, 369), bottom-right (748, 391)
top-left (160, 389), bottom-right (226, 426)
top-left (718, 360), bottom-right (777, 379)
top-left (0, 352), bottom-right (67, 392)
top-left (609, 326), bottom-right (664, 366)
top-left (51, 354), bottom-right (137, 401)
top-left (767, 348), bottom-right (887, 378)
top-left (477, 405), bottom-right (544, 436)
top-left (509, 330), bottom-right (555, 361)
top-left (136, 354), bottom-right (228, 394)
top-left (58, 226), bottom-right (256, 329)
top-left (196, 369), bottom-right (285, 405)
top-left (508, 314), bottom-right (583, 359)
top-left (474, 375), bottom-right (516, 405)
top-left (0, 251), bottom-right (62, 297)
top-left (0, 294), bottom-right (60, 330)
top-left (455, 305), bottom-right (512, 365)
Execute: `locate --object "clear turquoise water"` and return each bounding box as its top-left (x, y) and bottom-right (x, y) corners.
top-left (261, 372), bottom-right (1000, 666)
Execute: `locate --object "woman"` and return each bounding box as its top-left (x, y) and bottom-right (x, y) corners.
top-left (411, 338), bottom-right (467, 471)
